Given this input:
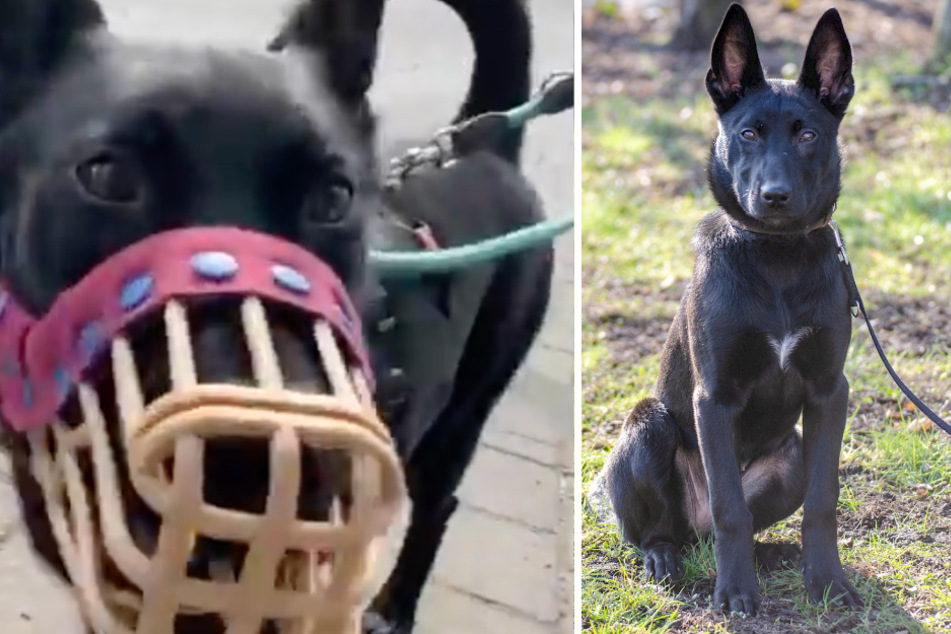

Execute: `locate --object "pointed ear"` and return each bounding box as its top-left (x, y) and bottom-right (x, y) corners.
top-left (798, 8), bottom-right (854, 118)
top-left (705, 4), bottom-right (766, 115)
top-left (267, 0), bottom-right (386, 104)
top-left (0, 0), bottom-right (105, 126)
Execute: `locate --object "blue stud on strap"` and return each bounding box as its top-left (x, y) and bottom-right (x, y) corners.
top-left (119, 273), bottom-right (154, 311)
top-left (272, 264), bottom-right (311, 295)
top-left (22, 380), bottom-right (33, 408)
top-left (79, 322), bottom-right (104, 361)
top-left (191, 251), bottom-right (239, 281)
top-left (54, 365), bottom-right (70, 400)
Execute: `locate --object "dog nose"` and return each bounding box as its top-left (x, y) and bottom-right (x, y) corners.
top-left (761, 184), bottom-right (791, 207)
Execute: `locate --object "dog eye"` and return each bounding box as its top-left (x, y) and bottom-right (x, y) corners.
top-left (799, 130), bottom-right (817, 142)
top-left (304, 176), bottom-right (353, 224)
top-left (75, 154), bottom-right (142, 205)
top-left (741, 129), bottom-right (757, 141)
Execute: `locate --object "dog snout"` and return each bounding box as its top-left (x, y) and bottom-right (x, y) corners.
top-left (186, 533), bottom-right (244, 581)
top-left (760, 182), bottom-right (792, 208)
top-left (186, 299), bottom-right (327, 389)
top-left (184, 300), bottom-right (332, 510)
top-left (123, 298), bottom-right (338, 546)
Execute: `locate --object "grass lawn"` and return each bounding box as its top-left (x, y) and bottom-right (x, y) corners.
top-left (580, 9), bottom-right (951, 633)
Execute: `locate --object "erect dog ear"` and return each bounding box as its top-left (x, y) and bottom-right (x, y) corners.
top-left (705, 3), bottom-right (766, 115)
top-left (267, 0), bottom-right (386, 104)
top-left (798, 8), bottom-right (854, 118)
top-left (0, 0), bottom-right (105, 128)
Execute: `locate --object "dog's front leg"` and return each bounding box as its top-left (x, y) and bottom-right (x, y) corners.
top-left (800, 375), bottom-right (863, 607)
top-left (693, 389), bottom-right (760, 616)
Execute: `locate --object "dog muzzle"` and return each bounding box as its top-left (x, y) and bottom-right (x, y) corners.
top-left (0, 228), bottom-right (409, 634)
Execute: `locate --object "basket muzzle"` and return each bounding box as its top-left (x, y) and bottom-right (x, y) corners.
top-left (0, 228), bottom-right (408, 634)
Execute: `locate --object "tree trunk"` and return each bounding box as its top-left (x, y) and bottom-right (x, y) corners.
top-left (934, 0), bottom-right (951, 67)
top-left (671, 0), bottom-right (736, 51)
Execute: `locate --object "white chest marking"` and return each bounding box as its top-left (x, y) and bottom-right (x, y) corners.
top-left (767, 327), bottom-right (816, 371)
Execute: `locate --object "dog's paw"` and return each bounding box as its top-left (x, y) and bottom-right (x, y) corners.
top-left (804, 571), bottom-right (864, 609)
top-left (754, 541), bottom-right (802, 572)
top-left (713, 578), bottom-right (761, 616)
top-left (642, 544), bottom-right (684, 584)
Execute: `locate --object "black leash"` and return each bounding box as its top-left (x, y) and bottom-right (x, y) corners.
top-left (829, 220), bottom-right (951, 436)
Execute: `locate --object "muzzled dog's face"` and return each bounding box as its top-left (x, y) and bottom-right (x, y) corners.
top-left (705, 5), bottom-right (854, 234)
top-left (0, 1), bottom-right (407, 632)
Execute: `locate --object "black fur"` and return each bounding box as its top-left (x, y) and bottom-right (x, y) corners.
top-left (0, 1), bottom-right (552, 633)
top-left (590, 4), bottom-right (862, 617)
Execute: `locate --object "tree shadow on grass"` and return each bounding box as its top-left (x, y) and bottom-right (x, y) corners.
top-left (583, 498), bottom-right (944, 634)
top-left (711, 569), bottom-right (941, 634)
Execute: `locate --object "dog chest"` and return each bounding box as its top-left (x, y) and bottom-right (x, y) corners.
top-left (766, 327), bottom-right (817, 371)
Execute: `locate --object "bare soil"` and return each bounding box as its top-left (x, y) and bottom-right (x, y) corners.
top-left (583, 0), bottom-right (949, 112)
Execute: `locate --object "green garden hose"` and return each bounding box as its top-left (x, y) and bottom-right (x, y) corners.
top-left (369, 215), bottom-right (573, 278)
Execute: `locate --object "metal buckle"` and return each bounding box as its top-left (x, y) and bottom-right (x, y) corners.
top-left (829, 219), bottom-right (850, 266)
top-left (384, 127), bottom-right (456, 190)
top-left (829, 220), bottom-right (861, 317)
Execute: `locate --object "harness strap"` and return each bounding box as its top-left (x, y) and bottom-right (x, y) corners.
top-left (829, 221), bottom-right (951, 436)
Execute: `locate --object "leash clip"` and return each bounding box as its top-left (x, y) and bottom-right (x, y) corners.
top-left (384, 128), bottom-right (456, 190)
top-left (829, 220), bottom-right (861, 317)
top-left (383, 71), bottom-right (574, 191)
top-left (829, 219), bottom-right (850, 266)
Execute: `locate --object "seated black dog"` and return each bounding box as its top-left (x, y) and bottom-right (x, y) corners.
top-left (0, 0), bottom-right (553, 632)
top-left (589, 4), bottom-right (862, 617)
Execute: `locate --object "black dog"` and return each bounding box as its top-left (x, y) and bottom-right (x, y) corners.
top-left (0, 0), bottom-right (552, 632)
top-left (589, 4), bottom-right (862, 616)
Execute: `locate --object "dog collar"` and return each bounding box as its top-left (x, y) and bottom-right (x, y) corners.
top-left (729, 206), bottom-right (835, 237)
top-left (0, 227), bottom-right (372, 432)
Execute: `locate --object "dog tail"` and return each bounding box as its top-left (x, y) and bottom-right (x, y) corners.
top-left (439, 0), bottom-right (533, 164)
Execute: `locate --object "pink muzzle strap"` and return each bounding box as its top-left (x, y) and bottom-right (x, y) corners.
top-left (0, 227), bottom-right (373, 432)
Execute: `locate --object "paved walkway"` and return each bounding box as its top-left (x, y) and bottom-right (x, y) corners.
top-left (415, 230), bottom-right (574, 634)
top-left (0, 1), bottom-right (575, 632)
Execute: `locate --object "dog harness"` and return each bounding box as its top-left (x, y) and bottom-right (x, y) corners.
top-left (0, 227), bottom-right (409, 634)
